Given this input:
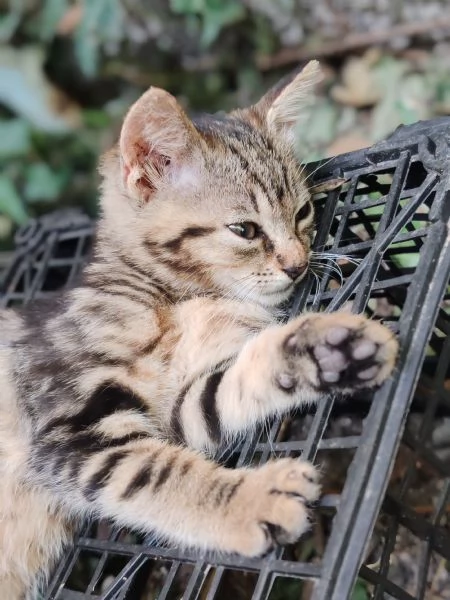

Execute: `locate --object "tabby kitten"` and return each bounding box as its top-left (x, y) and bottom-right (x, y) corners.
top-left (0, 60), bottom-right (398, 599)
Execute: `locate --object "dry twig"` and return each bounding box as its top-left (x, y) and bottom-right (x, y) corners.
top-left (256, 16), bottom-right (450, 70)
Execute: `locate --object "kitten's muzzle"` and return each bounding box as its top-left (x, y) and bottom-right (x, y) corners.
top-left (282, 263), bottom-right (308, 281)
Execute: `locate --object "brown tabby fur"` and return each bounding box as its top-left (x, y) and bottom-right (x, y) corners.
top-left (0, 61), bottom-right (398, 599)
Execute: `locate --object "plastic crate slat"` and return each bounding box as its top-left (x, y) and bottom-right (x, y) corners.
top-left (383, 495), bottom-right (450, 558)
top-left (359, 565), bottom-right (417, 600)
top-left (155, 561), bottom-right (181, 600)
top-left (315, 221), bottom-right (450, 600)
top-left (101, 554), bottom-right (149, 600)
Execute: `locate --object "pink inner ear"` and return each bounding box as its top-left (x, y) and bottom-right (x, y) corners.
top-left (122, 163), bottom-right (131, 181)
top-left (131, 138), bottom-right (171, 177)
top-left (154, 153), bottom-right (171, 174)
top-left (122, 140), bottom-right (172, 202)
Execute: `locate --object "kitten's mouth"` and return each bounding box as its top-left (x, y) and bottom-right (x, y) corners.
top-left (263, 268), bottom-right (309, 302)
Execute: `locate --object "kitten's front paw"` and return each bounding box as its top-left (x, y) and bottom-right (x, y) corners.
top-left (280, 313), bottom-right (398, 392)
top-left (227, 459), bottom-right (320, 557)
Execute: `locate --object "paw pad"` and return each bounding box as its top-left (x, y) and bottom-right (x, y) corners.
top-left (282, 316), bottom-right (397, 391)
top-left (325, 326), bottom-right (350, 346)
top-left (352, 339), bottom-right (377, 360)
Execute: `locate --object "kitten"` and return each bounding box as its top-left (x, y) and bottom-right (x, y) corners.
top-left (0, 61), bottom-right (398, 599)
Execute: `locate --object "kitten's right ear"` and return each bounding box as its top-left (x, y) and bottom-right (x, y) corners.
top-left (119, 87), bottom-right (200, 204)
top-left (249, 60), bottom-right (323, 147)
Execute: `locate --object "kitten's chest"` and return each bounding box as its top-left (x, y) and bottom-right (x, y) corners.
top-left (118, 298), bottom-right (275, 401)
top-left (169, 298), bottom-right (276, 379)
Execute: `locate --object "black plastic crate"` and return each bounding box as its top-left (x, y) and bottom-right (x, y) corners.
top-left (1, 118), bottom-right (449, 600)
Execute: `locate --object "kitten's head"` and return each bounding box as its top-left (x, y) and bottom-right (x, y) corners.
top-left (100, 61), bottom-right (322, 308)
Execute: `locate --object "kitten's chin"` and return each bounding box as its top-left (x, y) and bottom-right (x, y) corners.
top-left (222, 280), bottom-right (295, 309)
top-left (249, 286), bottom-right (295, 310)
top-left (260, 292), bottom-right (293, 309)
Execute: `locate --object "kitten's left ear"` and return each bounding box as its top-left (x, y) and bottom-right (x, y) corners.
top-left (119, 87), bottom-right (201, 204)
top-left (248, 60), bottom-right (323, 147)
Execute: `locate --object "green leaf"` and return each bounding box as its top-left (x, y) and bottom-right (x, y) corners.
top-left (40, 0), bottom-right (69, 41)
top-left (0, 214), bottom-right (13, 240)
top-left (370, 57), bottom-right (411, 141)
top-left (0, 5), bottom-right (23, 43)
top-left (0, 119), bottom-right (31, 158)
top-left (295, 99), bottom-right (338, 161)
top-left (23, 163), bottom-right (67, 203)
top-left (170, 0), bottom-right (245, 46)
top-left (0, 175), bottom-right (28, 224)
top-left (396, 74), bottom-right (432, 124)
top-left (351, 579), bottom-right (369, 600)
top-left (74, 25), bottom-right (100, 78)
top-left (95, 0), bottom-right (126, 42)
top-left (170, 0), bottom-right (204, 14)
top-left (83, 109), bottom-right (111, 129)
top-left (73, 0), bottom-right (105, 77)
top-left (200, 0), bottom-right (246, 46)
top-left (0, 46), bottom-right (81, 132)
top-left (73, 0), bottom-right (125, 77)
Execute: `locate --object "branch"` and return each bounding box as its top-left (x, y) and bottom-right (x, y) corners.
top-left (257, 16), bottom-right (450, 71)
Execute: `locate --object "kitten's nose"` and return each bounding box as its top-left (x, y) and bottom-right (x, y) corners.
top-left (282, 264), bottom-right (308, 280)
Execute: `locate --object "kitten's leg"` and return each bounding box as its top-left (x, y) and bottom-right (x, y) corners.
top-left (36, 438), bottom-right (319, 557)
top-left (173, 312), bottom-right (398, 445)
top-left (220, 312), bottom-right (398, 432)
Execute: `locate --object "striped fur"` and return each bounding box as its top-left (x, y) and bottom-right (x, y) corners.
top-left (0, 62), bottom-right (398, 598)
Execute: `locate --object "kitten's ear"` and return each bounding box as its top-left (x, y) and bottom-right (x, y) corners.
top-left (119, 87), bottom-right (200, 203)
top-left (251, 60), bottom-right (323, 146)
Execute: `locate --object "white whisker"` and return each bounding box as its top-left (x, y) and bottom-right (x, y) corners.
top-left (310, 261), bottom-right (344, 286)
top-left (303, 156), bottom-right (336, 184)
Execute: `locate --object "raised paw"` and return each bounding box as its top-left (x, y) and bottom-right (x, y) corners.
top-left (279, 313), bottom-right (398, 393)
top-left (225, 459), bottom-right (320, 557)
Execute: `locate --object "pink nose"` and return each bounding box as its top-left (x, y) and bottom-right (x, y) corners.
top-left (282, 264), bottom-right (308, 280)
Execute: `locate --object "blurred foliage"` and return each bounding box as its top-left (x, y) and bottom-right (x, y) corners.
top-left (351, 579), bottom-right (370, 600)
top-left (0, 0), bottom-right (272, 253)
top-left (170, 0), bottom-right (246, 47)
top-left (0, 0), bottom-right (449, 252)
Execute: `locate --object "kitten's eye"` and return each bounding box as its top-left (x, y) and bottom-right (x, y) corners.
top-left (228, 222), bottom-right (259, 240)
top-left (295, 202), bottom-right (312, 223)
